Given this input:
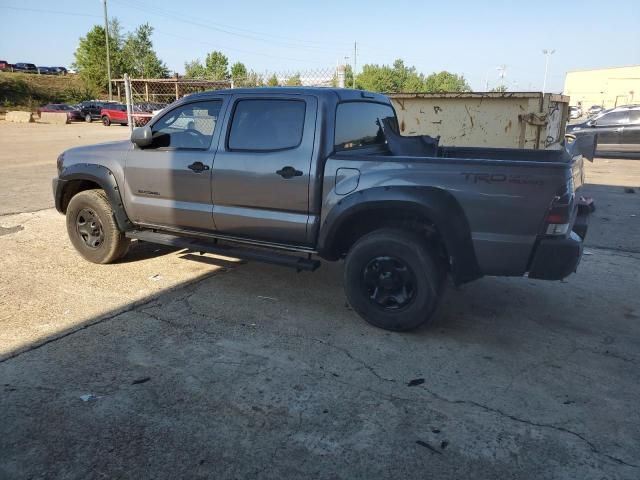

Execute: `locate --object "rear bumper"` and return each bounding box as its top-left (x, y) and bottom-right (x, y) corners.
top-left (528, 213), bottom-right (588, 280)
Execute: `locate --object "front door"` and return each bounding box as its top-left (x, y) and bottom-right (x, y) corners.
top-left (211, 95), bottom-right (317, 245)
top-left (123, 98), bottom-right (226, 230)
top-left (594, 110), bottom-right (628, 152)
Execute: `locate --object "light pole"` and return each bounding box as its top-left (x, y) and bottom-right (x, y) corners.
top-left (497, 65), bottom-right (507, 89)
top-left (542, 49), bottom-right (555, 95)
top-left (103, 0), bottom-right (112, 100)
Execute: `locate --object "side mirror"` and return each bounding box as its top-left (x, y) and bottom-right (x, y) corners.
top-left (131, 125), bottom-right (152, 147)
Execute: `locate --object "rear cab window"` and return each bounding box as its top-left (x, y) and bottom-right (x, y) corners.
top-left (335, 101), bottom-right (397, 152)
top-left (227, 99), bottom-right (306, 151)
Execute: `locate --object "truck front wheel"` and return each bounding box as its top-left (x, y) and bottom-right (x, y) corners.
top-left (65, 189), bottom-right (130, 264)
top-left (344, 229), bottom-right (444, 331)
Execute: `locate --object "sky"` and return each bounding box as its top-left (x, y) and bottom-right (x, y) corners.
top-left (0, 0), bottom-right (638, 92)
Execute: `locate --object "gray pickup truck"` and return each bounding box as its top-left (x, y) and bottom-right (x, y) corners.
top-left (53, 88), bottom-right (592, 331)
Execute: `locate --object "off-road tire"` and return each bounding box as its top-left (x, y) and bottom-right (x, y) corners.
top-left (344, 228), bottom-right (445, 331)
top-left (66, 189), bottom-right (130, 264)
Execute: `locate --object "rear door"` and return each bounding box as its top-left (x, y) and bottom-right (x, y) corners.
top-left (211, 94), bottom-right (317, 245)
top-left (123, 97), bottom-right (227, 230)
top-left (594, 111), bottom-right (629, 152)
top-left (621, 110), bottom-right (640, 153)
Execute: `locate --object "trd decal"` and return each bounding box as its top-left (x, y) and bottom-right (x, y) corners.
top-left (461, 173), bottom-right (543, 186)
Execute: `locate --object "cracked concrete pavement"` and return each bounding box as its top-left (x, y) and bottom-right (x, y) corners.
top-left (1, 121), bottom-right (639, 479)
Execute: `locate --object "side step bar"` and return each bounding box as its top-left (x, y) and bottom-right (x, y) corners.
top-left (126, 230), bottom-right (321, 272)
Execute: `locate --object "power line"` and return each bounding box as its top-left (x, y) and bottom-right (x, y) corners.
top-left (127, 0), bottom-right (347, 48)
top-left (111, 0), bottom-right (348, 53)
top-left (0, 4), bottom-right (334, 66)
top-left (0, 5), bottom-right (101, 18)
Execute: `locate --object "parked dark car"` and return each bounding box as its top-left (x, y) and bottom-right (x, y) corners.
top-left (53, 87), bottom-right (594, 332)
top-left (0, 60), bottom-right (13, 72)
top-left (13, 63), bottom-right (37, 73)
top-left (49, 66), bottom-right (68, 75)
top-left (37, 66), bottom-right (53, 75)
top-left (567, 105), bottom-right (640, 154)
top-left (78, 100), bottom-right (117, 122)
top-left (587, 105), bottom-right (605, 117)
top-left (37, 103), bottom-right (83, 121)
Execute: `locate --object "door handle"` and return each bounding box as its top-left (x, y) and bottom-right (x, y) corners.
top-left (276, 166), bottom-right (303, 179)
top-left (188, 161), bottom-right (210, 173)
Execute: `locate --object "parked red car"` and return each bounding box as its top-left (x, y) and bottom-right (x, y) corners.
top-left (101, 104), bottom-right (151, 126)
top-left (0, 60), bottom-right (13, 71)
top-left (37, 103), bottom-right (83, 121)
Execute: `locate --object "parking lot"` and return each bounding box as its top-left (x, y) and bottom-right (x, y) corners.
top-left (1, 121), bottom-right (639, 478)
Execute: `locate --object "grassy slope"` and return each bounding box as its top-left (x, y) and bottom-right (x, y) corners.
top-left (0, 72), bottom-right (99, 111)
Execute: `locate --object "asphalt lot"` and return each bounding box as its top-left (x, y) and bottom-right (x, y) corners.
top-left (1, 121), bottom-right (639, 479)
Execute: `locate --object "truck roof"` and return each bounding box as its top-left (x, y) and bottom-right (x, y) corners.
top-left (184, 87), bottom-right (391, 104)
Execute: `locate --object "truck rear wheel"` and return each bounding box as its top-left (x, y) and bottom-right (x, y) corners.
top-left (65, 189), bottom-right (130, 264)
top-left (344, 229), bottom-right (444, 331)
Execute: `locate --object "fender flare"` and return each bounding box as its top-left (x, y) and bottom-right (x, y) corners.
top-left (317, 186), bottom-right (482, 284)
top-left (56, 163), bottom-right (133, 232)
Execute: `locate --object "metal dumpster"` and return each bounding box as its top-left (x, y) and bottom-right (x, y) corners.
top-left (388, 92), bottom-right (570, 150)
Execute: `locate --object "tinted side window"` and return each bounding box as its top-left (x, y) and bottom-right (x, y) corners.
top-left (150, 100), bottom-right (222, 149)
top-left (595, 111), bottom-right (629, 126)
top-left (228, 99), bottom-right (306, 151)
top-left (629, 111), bottom-right (640, 124)
top-left (335, 102), bottom-right (397, 151)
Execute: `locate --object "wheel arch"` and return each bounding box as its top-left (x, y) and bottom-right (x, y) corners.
top-left (56, 163), bottom-right (133, 232)
top-left (317, 186), bottom-right (482, 285)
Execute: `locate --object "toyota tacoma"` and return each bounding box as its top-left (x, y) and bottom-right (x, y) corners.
top-left (53, 88), bottom-right (593, 331)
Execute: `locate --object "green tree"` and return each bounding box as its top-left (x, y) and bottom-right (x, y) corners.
top-left (355, 64), bottom-right (396, 92)
top-left (344, 64), bottom-right (354, 88)
top-left (354, 59), bottom-right (426, 92)
top-left (391, 59), bottom-right (425, 92)
top-left (74, 20), bottom-right (168, 90)
top-left (72, 22), bottom-right (122, 91)
top-left (285, 73), bottom-right (302, 86)
top-left (120, 23), bottom-right (168, 78)
top-left (184, 59), bottom-right (207, 78)
top-left (423, 71), bottom-right (471, 92)
top-left (204, 51), bottom-right (230, 80)
top-left (242, 70), bottom-right (263, 87)
top-left (490, 84), bottom-right (508, 92)
top-left (230, 62), bottom-right (247, 85)
top-left (266, 74), bottom-right (279, 86)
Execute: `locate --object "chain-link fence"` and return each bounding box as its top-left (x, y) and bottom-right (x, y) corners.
top-left (116, 67), bottom-right (342, 132)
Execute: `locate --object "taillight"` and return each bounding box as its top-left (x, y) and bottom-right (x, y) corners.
top-left (545, 179), bottom-right (574, 236)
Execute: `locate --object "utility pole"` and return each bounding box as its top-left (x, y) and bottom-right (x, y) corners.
top-left (542, 49), bottom-right (555, 95)
top-left (353, 41), bottom-right (357, 89)
top-left (103, 0), bottom-right (112, 100)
